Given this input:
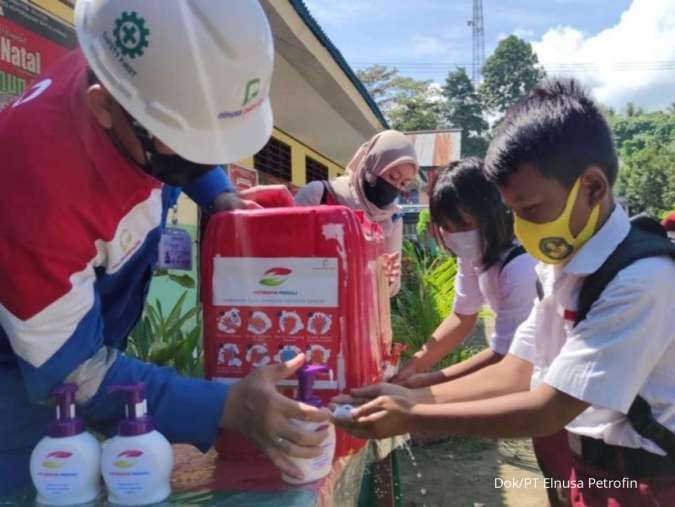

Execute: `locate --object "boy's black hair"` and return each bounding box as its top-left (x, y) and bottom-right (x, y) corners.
top-left (485, 78), bottom-right (618, 188)
top-left (429, 158), bottom-right (514, 270)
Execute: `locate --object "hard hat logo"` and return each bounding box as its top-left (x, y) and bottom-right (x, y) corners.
top-left (243, 78), bottom-right (261, 107)
top-left (113, 12), bottom-right (150, 59)
top-left (77, 0), bottom-right (275, 163)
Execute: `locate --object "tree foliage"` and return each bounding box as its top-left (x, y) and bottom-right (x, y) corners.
top-left (612, 111), bottom-right (675, 216)
top-left (479, 35), bottom-right (546, 116)
top-left (442, 68), bottom-right (488, 157)
top-left (357, 65), bottom-right (443, 130)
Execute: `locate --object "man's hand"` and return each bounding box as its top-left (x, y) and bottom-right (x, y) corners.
top-left (221, 354), bottom-right (331, 481)
top-left (333, 396), bottom-right (414, 440)
top-left (211, 192), bottom-right (262, 212)
top-left (239, 185), bottom-right (295, 208)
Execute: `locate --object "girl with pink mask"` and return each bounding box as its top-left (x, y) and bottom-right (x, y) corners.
top-left (394, 158), bottom-right (537, 387)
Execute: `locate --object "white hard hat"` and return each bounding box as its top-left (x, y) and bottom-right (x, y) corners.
top-left (75, 0), bottom-right (274, 164)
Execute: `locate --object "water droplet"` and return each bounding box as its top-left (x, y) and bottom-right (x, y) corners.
top-left (420, 488), bottom-right (427, 496)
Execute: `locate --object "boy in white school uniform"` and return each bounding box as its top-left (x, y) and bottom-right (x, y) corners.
top-left (335, 79), bottom-right (675, 507)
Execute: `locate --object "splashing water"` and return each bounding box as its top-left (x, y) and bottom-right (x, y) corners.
top-left (401, 440), bottom-right (431, 503)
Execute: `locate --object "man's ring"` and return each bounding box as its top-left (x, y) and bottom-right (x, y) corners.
top-left (274, 436), bottom-right (289, 450)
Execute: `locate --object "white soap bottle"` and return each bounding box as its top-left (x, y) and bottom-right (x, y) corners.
top-left (282, 365), bottom-right (336, 485)
top-left (30, 384), bottom-right (101, 506)
top-left (101, 383), bottom-right (173, 506)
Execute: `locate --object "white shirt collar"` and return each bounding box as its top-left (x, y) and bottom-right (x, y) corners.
top-left (563, 204), bottom-right (631, 276)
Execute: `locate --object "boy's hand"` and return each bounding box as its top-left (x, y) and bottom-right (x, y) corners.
top-left (221, 353), bottom-right (331, 481)
top-left (331, 382), bottom-right (414, 406)
top-left (390, 360), bottom-right (419, 385)
top-left (333, 396), bottom-right (414, 440)
top-left (399, 371), bottom-right (446, 389)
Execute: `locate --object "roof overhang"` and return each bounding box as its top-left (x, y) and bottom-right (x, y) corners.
top-left (261, 0), bottom-right (387, 166)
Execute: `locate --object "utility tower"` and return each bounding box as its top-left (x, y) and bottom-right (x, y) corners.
top-left (468, 0), bottom-right (485, 85)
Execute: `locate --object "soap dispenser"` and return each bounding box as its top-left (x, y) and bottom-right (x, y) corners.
top-left (282, 365), bottom-right (336, 485)
top-left (30, 384), bottom-right (101, 506)
top-left (101, 383), bottom-right (173, 506)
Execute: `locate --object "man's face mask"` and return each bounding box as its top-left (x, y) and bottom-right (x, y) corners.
top-left (514, 177), bottom-right (600, 264)
top-left (119, 109), bottom-right (214, 187)
top-left (363, 176), bottom-right (400, 208)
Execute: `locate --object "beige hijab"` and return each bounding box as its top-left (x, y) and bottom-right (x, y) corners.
top-left (329, 130), bottom-right (419, 235)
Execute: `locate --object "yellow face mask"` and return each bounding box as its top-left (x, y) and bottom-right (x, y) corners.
top-left (514, 178), bottom-right (600, 264)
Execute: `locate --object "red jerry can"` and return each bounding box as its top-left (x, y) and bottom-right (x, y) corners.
top-left (201, 203), bottom-right (393, 462)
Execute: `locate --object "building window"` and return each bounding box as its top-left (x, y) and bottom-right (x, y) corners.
top-left (306, 156), bottom-right (329, 183)
top-left (254, 137), bottom-right (292, 181)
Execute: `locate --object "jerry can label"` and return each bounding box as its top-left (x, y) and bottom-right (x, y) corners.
top-left (208, 258), bottom-right (339, 386)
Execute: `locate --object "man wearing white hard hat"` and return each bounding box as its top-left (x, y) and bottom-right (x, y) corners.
top-left (0, 0), bottom-right (329, 495)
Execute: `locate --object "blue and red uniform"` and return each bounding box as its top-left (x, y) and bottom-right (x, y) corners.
top-left (0, 51), bottom-right (232, 495)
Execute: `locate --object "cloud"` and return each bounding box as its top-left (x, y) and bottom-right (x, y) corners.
top-left (532, 0), bottom-right (675, 110)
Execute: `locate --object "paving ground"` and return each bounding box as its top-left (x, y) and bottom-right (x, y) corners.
top-left (395, 314), bottom-right (550, 506)
top-left (397, 436), bottom-right (550, 507)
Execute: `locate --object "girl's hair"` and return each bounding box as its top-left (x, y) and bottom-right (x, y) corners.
top-left (429, 157), bottom-right (514, 270)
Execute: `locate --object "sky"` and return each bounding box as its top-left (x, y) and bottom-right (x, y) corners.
top-left (303, 0), bottom-right (675, 111)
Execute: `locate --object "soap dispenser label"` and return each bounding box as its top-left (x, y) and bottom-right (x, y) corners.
top-left (34, 448), bottom-right (85, 497)
top-left (104, 448), bottom-right (153, 496)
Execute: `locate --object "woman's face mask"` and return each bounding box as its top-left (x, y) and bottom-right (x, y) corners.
top-left (363, 176), bottom-right (400, 208)
top-left (441, 228), bottom-right (482, 261)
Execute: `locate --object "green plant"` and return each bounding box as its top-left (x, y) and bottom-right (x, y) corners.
top-left (127, 290), bottom-right (203, 377)
top-left (153, 268), bottom-right (196, 289)
top-left (416, 209), bottom-right (431, 238)
top-left (393, 240), bottom-right (455, 356)
top-left (394, 235), bottom-right (487, 369)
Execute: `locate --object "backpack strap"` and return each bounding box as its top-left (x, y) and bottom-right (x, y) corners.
top-left (574, 215), bottom-right (675, 325)
top-left (628, 396), bottom-right (675, 457)
top-left (320, 180), bottom-right (338, 206)
top-left (574, 214), bottom-right (675, 459)
top-left (500, 244), bottom-right (526, 274)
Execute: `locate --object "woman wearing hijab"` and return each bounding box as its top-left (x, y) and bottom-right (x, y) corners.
top-left (294, 130), bottom-right (419, 295)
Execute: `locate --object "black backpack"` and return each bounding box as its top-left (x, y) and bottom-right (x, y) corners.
top-left (573, 214), bottom-right (675, 457)
top-left (500, 244), bottom-right (526, 273)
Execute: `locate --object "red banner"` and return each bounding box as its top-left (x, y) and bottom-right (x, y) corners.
top-left (227, 164), bottom-right (258, 192)
top-left (1, 0), bottom-right (76, 108)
